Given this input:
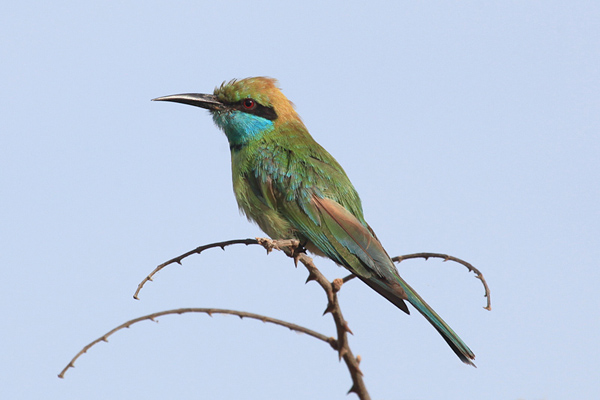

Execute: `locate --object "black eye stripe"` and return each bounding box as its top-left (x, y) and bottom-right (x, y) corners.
top-left (232, 99), bottom-right (278, 121)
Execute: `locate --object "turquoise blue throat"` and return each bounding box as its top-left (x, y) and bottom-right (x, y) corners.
top-left (213, 110), bottom-right (274, 148)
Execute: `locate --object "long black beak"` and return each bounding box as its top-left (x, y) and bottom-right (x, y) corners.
top-left (152, 93), bottom-right (225, 111)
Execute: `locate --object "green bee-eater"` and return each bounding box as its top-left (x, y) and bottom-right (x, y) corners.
top-left (154, 77), bottom-right (475, 365)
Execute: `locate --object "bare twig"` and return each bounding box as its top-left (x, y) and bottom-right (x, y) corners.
top-left (78, 239), bottom-right (485, 399)
top-left (133, 239), bottom-right (259, 300)
top-left (392, 252), bottom-right (491, 311)
top-left (134, 237), bottom-right (371, 399)
top-left (58, 308), bottom-right (335, 379)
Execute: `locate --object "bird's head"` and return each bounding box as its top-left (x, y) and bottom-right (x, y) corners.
top-left (153, 77), bottom-right (300, 148)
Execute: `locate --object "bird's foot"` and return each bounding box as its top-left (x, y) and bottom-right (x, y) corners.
top-left (290, 241), bottom-right (307, 267)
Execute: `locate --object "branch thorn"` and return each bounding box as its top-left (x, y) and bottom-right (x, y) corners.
top-left (322, 303), bottom-right (335, 316)
top-left (347, 384), bottom-right (359, 395)
top-left (305, 272), bottom-right (317, 284)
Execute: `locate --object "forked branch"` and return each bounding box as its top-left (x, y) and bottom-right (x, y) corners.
top-left (63, 238), bottom-right (489, 400)
top-left (133, 239), bottom-right (490, 311)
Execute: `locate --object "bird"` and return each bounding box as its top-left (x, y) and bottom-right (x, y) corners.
top-left (153, 77), bottom-right (475, 365)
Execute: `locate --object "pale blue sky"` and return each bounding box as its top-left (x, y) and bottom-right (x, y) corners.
top-left (1, 1), bottom-right (599, 399)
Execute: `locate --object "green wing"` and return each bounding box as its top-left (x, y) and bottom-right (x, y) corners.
top-left (234, 127), bottom-right (475, 365)
top-left (289, 194), bottom-right (475, 366)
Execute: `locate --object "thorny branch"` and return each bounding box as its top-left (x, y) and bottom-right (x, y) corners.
top-left (133, 237), bottom-right (369, 398)
top-left (131, 238), bottom-right (490, 399)
top-left (58, 308), bottom-right (335, 380)
top-left (255, 238), bottom-right (368, 398)
top-left (133, 239), bottom-right (491, 310)
top-left (392, 252), bottom-right (492, 311)
top-left (62, 238), bottom-right (490, 400)
top-left (133, 238), bottom-right (259, 300)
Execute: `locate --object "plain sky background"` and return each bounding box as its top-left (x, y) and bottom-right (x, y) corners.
top-left (1, 1), bottom-right (598, 399)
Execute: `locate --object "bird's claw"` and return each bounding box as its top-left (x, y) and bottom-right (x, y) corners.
top-left (290, 241), bottom-right (307, 267)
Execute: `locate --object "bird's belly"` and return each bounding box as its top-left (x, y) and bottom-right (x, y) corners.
top-left (304, 241), bottom-right (327, 258)
top-left (244, 204), bottom-right (328, 259)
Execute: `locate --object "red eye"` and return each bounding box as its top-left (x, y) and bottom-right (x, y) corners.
top-left (242, 98), bottom-right (256, 110)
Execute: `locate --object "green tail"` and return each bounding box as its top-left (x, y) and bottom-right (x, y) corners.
top-left (397, 275), bottom-right (476, 366)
